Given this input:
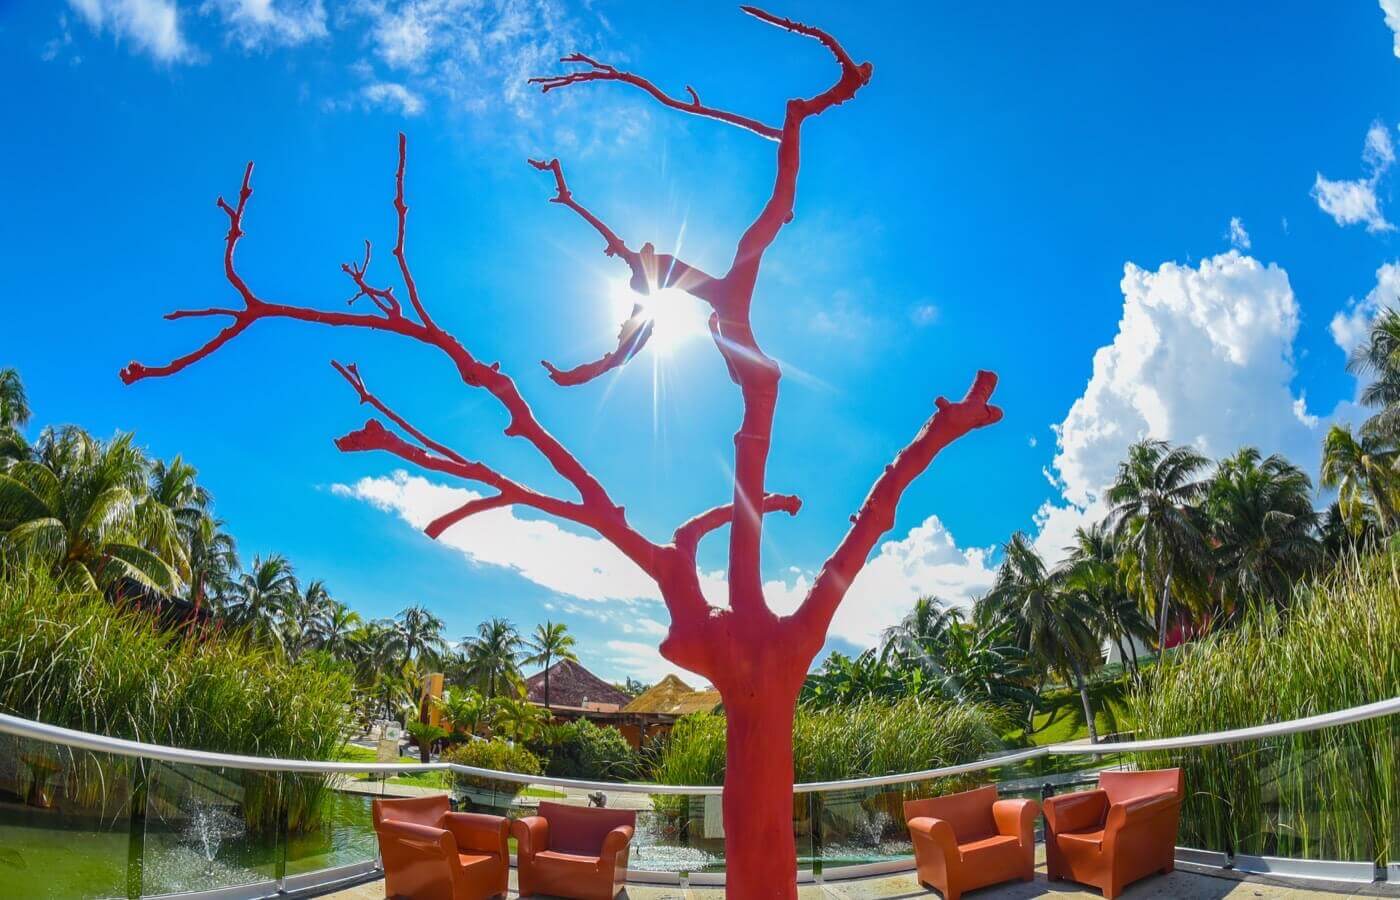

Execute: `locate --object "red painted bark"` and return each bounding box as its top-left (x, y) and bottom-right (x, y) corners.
top-left (119, 8), bottom-right (1002, 897)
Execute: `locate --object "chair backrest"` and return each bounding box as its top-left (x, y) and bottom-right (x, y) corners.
top-left (1099, 768), bottom-right (1183, 806)
top-left (373, 794), bottom-right (450, 830)
top-left (903, 785), bottom-right (999, 844)
top-left (538, 802), bottom-right (637, 856)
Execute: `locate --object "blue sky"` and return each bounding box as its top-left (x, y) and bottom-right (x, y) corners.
top-left (3, 1), bottom-right (1400, 682)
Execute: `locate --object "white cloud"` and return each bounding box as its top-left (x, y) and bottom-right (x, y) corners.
top-left (67, 0), bottom-right (194, 63)
top-left (362, 81), bottom-right (426, 115)
top-left (1330, 262), bottom-right (1400, 356)
top-left (334, 471), bottom-right (662, 602)
top-left (1037, 250), bottom-right (1323, 563)
top-left (203, 0), bottom-right (327, 49)
top-left (1228, 216), bottom-right (1251, 250)
top-left (1313, 122), bottom-right (1396, 232)
top-left (602, 640), bottom-right (699, 683)
top-left (827, 516), bottom-right (998, 648)
top-left (1384, 0), bottom-right (1400, 57)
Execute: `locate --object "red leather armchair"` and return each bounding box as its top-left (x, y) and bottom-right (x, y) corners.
top-left (903, 785), bottom-right (1039, 900)
top-left (372, 795), bottom-right (509, 900)
top-left (512, 802), bottom-right (635, 900)
top-left (1043, 767), bottom-right (1184, 899)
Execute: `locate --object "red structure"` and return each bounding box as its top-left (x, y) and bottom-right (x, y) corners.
top-left (121, 8), bottom-right (1001, 897)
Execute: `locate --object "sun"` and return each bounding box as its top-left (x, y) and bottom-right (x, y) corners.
top-left (607, 278), bottom-right (709, 356)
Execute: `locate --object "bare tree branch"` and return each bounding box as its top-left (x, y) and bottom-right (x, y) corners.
top-left (529, 53), bottom-right (782, 140)
top-left (674, 493), bottom-right (802, 558)
top-left (790, 371), bottom-right (1002, 648)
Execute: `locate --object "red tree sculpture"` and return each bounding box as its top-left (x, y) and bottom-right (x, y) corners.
top-left (121, 8), bottom-right (1001, 897)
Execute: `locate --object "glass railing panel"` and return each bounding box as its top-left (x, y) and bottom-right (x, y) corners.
top-left (632, 789), bottom-right (724, 876)
top-left (280, 770), bottom-right (379, 879)
top-left (140, 761), bottom-right (280, 895)
top-left (0, 732), bottom-right (137, 899)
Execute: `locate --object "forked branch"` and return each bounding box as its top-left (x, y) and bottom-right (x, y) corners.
top-left (674, 493), bottom-right (802, 558)
top-left (791, 371), bottom-right (1002, 647)
top-left (121, 136), bottom-right (665, 580)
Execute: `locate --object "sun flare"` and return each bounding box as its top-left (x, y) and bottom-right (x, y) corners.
top-left (607, 278), bottom-right (709, 356)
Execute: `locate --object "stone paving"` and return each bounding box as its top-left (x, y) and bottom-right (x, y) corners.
top-left (323, 861), bottom-right (1400, 900)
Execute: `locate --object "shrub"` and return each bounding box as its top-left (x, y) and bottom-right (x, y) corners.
top-left (1128, 552), bottom-right (1400, 864)
top-left (536, 718), bottom-right (640, 782)
top-left (446, 738), bottom-right (541, 806)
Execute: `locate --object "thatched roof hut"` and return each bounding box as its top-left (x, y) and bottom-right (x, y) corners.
top-left (620, 675), bottom-right (721, 716)
top-left (524, 659), bottom-right (630, 710)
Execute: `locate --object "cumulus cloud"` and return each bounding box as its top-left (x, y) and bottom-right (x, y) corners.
top-left (1330, 262), bottom-right (1400, 356)
top-left (828, 516), bottom-right (997, 648)
top-left (67, 0), bottom-right (194, 63)
top-left (1382, 0), bottom-right (1400, 57)
top-left (202, 0), bottom-right (327, 49)
top-left (1313, 122), bottom-right (1396, 233)
top-left (1037, 251), bottom-right (1322, 562)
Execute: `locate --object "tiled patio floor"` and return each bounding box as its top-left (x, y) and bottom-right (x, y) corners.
top-left (323, 861), bottom-right (1400, 900)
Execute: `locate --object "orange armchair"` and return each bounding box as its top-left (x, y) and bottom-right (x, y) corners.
top-left (372, 795), bottom-right (509, 900)
top-left (903, 785), bottom-right (1039, 900)
top-left (512, 801), bottom-right (635, 900)
top-left (1043, 767), bottom-right (1184, 899)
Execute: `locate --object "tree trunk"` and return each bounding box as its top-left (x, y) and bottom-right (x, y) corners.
top-left (721, 687), bottom-right (801, 900)
top-left (1128, 633), bottom-right (1141, 676)
top-left (1070, 663), bottom-right (1099, 745)
top-left (1157, 572), bottom-right (1173, 652)
top-left (543, 654), bottom-right (551, 709)
top-left (1027, 673), bottom-right (1046, 731)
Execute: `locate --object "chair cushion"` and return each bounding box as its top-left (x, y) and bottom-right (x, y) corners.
top-left (958, 833), bottom-right (1020, 861)
top-left (1058, 828), bottom-right (1105, 849)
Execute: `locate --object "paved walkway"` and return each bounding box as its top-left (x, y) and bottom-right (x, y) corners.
top-left (323, 862), bottom-right (1399, 899)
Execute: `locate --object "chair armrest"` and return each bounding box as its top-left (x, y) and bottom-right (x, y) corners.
top-left (442, 811), bottom-right (508, 855)
top-left (1104, 792), bottom-right (1179, 834)
top-left (377, 819), bottom-right (455, 857)
top-left (601, 824), bottom-right (634, 859)
top-left (511, 815), bottom-right (549, 858)
top-left (907, 815), bottom-right (961, 860)
top-left (1044, 789), bottom-right (1108, 834)
top-left (992, 798), bottom-right (1040, 846)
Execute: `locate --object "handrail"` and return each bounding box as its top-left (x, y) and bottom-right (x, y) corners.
top-left (1, 695), bottom-right (1397, 795)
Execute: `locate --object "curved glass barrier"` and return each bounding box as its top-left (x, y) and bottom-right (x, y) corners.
top-left (0, 700), bottom-right (1394, 895)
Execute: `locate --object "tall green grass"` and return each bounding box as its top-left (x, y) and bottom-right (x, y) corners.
top-left (0, 563), bottom-right (354, 831)
top-left (1128, 552), bottom-right (1400, 864)
top-left (653, 696), bottom-right (1004, 788)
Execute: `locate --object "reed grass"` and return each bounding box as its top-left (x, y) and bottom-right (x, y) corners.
top-left (1128, 552), bottom-right (1400, 864)
top-left (0, 562), bottom-right (354, 831)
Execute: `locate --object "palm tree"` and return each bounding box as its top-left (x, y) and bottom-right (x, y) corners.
top-left (979, 533), bottom-right (1102, 742)
top-left (1346, 307), bottom-right (1400, 440)
top-left (0, 427), bottom-right (178, 593)
top-left (462, 618), bottom-right (523, 699)
top-left (392, 605), bottom-right (448, 670)
top-left (1205, 447), bottom-right (1322, 614)
top-left (522, 620), bottom-right (578, 709)
top-left (0, 369), bottom-right (31, 467)
top-left (1320, 424), bottom-right (1399, 534)
top-left (230, 554), bottom-right (299, 640)
top-left (879, 595), bottom-right (962, 667)
top-left (317, 599), bottom-right (363, 659)
top-left (186, 515), bottom-right (238, 612)
top-left (1105, 439), bottom-right (1212, 651)
top-left (800, 649), bottom-right (910, 707)
top-left (138, 456), bottom-right (212, 589)
top-left (0, 368), bottom-right (30, 431)
top-left (1060, 523), bottom-right (1153, 677)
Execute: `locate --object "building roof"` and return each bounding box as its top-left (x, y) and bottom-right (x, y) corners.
top-left (525, 659), bottom-right (631, 709)
top-left (621, 674), bottom-right (722, 716)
